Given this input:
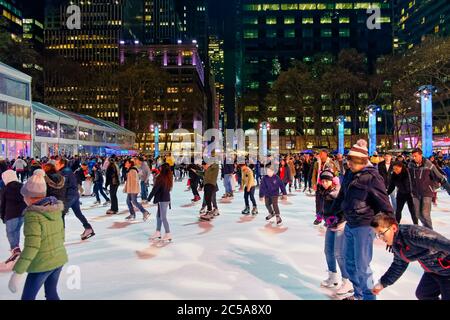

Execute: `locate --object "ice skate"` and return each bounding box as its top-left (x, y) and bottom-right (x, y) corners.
top-left (191, 195), bottom-right (201, 202)
top-left (103, 200), bottom-right (111, 206)
top-left (81, 228), bottom-right (95, 240)
top-left (161, 233), bottom-right (172, 242)
top-left (106, 209), bottom-right (117, 215)
top-left (320, 271), bottom-right (339, 288)
top-left (251, 207), bottom-right (258, 215)
top-left (200, 211), bottom-right (214, 221)
top-left (199, 206), bottom-right (207, 215)
top-left (4, 247), bottom-right (21, 264)
top-left (149, 231), bottom-right (161, 241)
top-left (276, 216), bottom-right (283, 226)
top-left (143, 211), bottom-right (151, 222)
top-left (93, 200), bottom-right (101, 205)
top-left (336, 278), bottom-right (354, 296)
top-left (125, 214), bottom-right (136, 221)
top-left (212, 208), bottom-right (220, 216)
top-left (241, 207), bottom-right (250, 215)
top-left (265, 212), bottom-right (275, 221)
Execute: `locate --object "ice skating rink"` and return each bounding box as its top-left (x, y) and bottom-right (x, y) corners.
top-left (1, 182), bottom-right (449, 300)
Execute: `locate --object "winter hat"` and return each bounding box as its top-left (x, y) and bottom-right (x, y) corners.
top-left (1, 170), bottom-right (18, 186)
top-left (319, 170), bottom-right (334, 181)
top-left (21, 169), bottom-right (47, 198)
top-left (348, 139), bottom-right (369, 160)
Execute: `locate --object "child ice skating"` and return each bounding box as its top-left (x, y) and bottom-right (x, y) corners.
top-left (259, 165), bottom-right (287, 225)
top-left (315, 170), bottom-right (353, 296)
top-left (8, 169), bottom-right (68, 300)
top-left (0, 170), bottom-right (27, 264)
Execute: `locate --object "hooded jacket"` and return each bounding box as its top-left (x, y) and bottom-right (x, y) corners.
top-left (0, 181), bottom-right (27, 222)
top-left (60, 166), bottom-right (79, 201)
top-left (13, 197), bottom-right (68, 274)
top-left (329, 166), bottom-right (393, 228)
top-left (44, 173), bottom-right (66, 203)
top-left (124, 167), bottom-right (140, 194)
top-left (203, 163), bottom-right (219, 186)
top-left (380, 225), bottom-right (450, 288)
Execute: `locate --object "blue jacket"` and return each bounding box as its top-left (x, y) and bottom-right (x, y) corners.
top-left (259, 175), bottom-right (287, 198)
top-left (380, 225), bottom-right (450, 288)
top-left (330, 166), bottom-right (393, 228)
top-left (222, 163), bottom-right (235, 176)
top-left (60, 166), bottom-right (79, 202)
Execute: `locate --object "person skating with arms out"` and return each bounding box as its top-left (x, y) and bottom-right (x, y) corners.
top-left (240, 163), bottom-right (258, 216)
top-left (259, 165), bottom-right (287, 226)
top-left (8, 169), bottom-right (68, 300)
top-left (371, 213), bottom-right (450, 300)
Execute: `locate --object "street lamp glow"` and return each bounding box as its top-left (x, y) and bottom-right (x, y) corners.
top-left (177, 39), bottom-right (182, 44)
top-left (134, 40), bottom-right (139, 44)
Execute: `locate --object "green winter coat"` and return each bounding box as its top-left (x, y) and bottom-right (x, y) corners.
top-left (203, 163), bottom-right (219, 186)
top-left (14, 199), bottom-right (68, 274)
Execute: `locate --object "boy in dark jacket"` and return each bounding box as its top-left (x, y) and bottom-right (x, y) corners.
top-left (371, 213), bottom-right (450, 300)
top-left (388, 161), bottom-right (418, 224)
top-left (92, 164), bottom-right (110, 205)
top-left (0, 170), bottom-right (27, 263)
top-left (105, 158), bottom-right (120, 215)
top-left (259, 165), bottom-right (287, 225)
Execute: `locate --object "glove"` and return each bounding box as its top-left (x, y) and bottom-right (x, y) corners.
top-left (8, 272), bottom-right (23, 294)
top-left (324, 216), bottom-right (338, 228)
top-left (372, 282), bottom-right (384, 295)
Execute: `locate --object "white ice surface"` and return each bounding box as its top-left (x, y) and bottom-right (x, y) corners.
top-left (1, 182), bottom-right (449, 300)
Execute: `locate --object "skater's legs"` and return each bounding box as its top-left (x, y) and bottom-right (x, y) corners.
top-left (98, 184), bottom-right (110, 202)
top-left (70, 197), bottom-right (92, 229)
top-left (344, 224), bottom-right (360, 298)
top-left (204, 184), bottom-right (214, 211)
top-left (244, 188), bottom-right (250, 207)
top-left (395, 192), bottom-right (408, 223)
top-left (43, 266), bottom-right (63, 300)
top-left (140, 181), bottom-right (148, 200)
top-left (93, 183), bottom-right (101, 202)
top-left (5, 217), bottom-right (24, 250)
top-left (130, 193), bottom-right (146, 214)
top-left (212, 190), bottom-right (218, 209)
top-left (324, 228), bottom-right (337, 273)
top-left (249, 187), bottom-right (257, 207)
top-left (416, 273), bottom-right (441, 300)
top-left (126, 194), bottom-right (136, 216)
top-left (334, 228), bottom-right (349, 279)
top-left (406, 194), bottom-right (418, 225)
top-left (271, 196), bottom-right (280, 216)
top-left (158, 202), bottom-right (170, 233)
top-left (110, 185), bottom-right (119, 212)
top-left (264, 197), bottom-right (273, 213)
top-left (191, 178), bottom-right (200, 197)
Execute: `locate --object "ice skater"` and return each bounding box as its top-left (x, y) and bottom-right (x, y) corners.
top-left (259, 165), bottom-right (287, 225)
top-left (240, 163), bottom-right (258, 215)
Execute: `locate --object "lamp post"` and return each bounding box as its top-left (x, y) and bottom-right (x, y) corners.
top-left (336, 116), bottom-right (345, 155)
top-left (415, 85), bottom-right (437, 158)
top-left (366, 104), bottom-right (381, 156)
top-left (151, 122), bottom-right (161, 158)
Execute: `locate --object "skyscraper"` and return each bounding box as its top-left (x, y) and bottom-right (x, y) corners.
top-left (394, 0), bottom-right (449, 51)
top-left (0, 0), bottom-right (23, 39)
top-left (44, 0), bottom-right (122, 122)
top-left (208, 33), bottom-right (224, 129)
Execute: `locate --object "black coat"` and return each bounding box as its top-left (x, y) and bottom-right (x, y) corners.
top-left (0, 181), bottom-right (27, 222)
top-left (45, 173), bottom-right (66, 203)
top-left (147, 178), bottom-right (171, 204)
top-left (330, 166), bottom-right (394, 228)
top-left (380, 225), bottom-right (450, 288)
top-left (105, 163), bottom-right (120, 188)
top-left (388, 169), bottom-right (413, 195)
top-left (315, 185), bottom-right (344, 225)
top-left (378, 161), bottom-right (393, 189)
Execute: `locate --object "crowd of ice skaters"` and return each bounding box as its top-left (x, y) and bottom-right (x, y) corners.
top-left (1, 138), bottom-right (450, 300)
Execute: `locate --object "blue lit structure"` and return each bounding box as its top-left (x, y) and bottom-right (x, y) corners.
top-left (415, 85), bottom-right (437, 158)
top-left (336, 116), bottom-right (345, 155)
top-left (259, 121), bottom-right (270, 158)
top-left (366, 105), bottom-right (381, 156)
top-left (151, 123), bottom-right (161, 158)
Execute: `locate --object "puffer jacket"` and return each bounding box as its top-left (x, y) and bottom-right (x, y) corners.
top-left (60, 166), bottom-right (79, 202)
top-left (329, 166), bottom-right (394, 228)
top-left (408, 158), bottom-right (449, 198)
top-left (124, 167), bottom-right (140, 194)
top-left (14, 197), bottom-right (68, 274)
top-left (380, 225), bottom-right (450, 288)
top-left (315, 184), bottom-right (344, 226)
top-left (44, 173), bottom-right (66, 203)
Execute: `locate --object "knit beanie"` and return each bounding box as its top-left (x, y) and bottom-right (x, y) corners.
top-left (319, 170), bottom-right (334, 181)
top-left (348, 139), bottom-right (369, 160)
top-left (21, 169), bottom-right (47, 198)
top-left (1, 170), bottom-right (18, 186)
